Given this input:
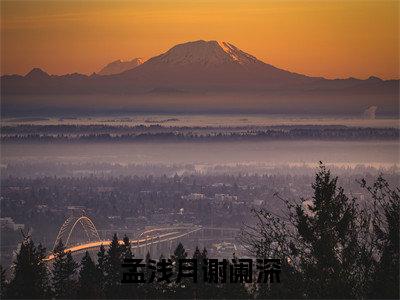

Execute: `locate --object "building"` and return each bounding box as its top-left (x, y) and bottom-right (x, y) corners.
top-left (214, 194), bottom-right (238, 202)
top-left (182, 193), bottom-right (205, 201)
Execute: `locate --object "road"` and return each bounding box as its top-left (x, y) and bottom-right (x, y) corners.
top-left (44, 227), bottom-right (202, 261)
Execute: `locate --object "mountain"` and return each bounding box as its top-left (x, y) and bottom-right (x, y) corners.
top-left (25, 68), bottom-right (50, 79)
top-left (1, 40), bottom-right (398, 115)
top-left (98, 58), bottom-right (143, 75)
top-left (115, 40), bottom-right (314, 90)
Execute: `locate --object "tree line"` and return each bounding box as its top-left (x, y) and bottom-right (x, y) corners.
top-left (0, 235), bottom-right (249, 299)
top-left (2, 127), bottom-right (399, 143)
top-left (1, 164), bottom-right (398, 299)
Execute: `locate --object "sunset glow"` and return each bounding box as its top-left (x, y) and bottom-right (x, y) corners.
top-left (1, 0), bottom-right (398, 79)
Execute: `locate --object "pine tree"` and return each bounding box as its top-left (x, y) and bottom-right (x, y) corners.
top-left (121, 235), bottom-right (133, 260)
top-left (172, 242), bottom-right (187, 264)
top-left (242, 163), bottom-right (367, 299)
top-left (192, 246), bottom-right (201, 260)
top-left (192, 246), bottom-right (207, 298)
top-left (143, 251), bottom-right (155, 299)
top-left (156, 253), bottom-right (174, 298)
top-left (77, 251), bottom-right (101, 299)
top-left (104, 233), bottom-right (123, 297)
top-left (362, 176), bottom-right (399, 299)
top-left (294, 164), bottom-right (360, 298)
top-left (145, 251), bottom-right (151, 271)
top-left (200, 247), bottom-right (209, 289)
top-left (217, 255), bottom-right (250, 299)
top-left (7, 238), bottom-right (51, 298)
top-left (96, 243), bottom-right (107, 295)
top-left (173, 243), bottom-right (204, 299)
top-left (52, 239), bottom-right (78, 299)
top-left (0, 265), bottom-right (7, 299)
top-left (120, 235), bottom-right (139, 298)
top-left (172, 242), bottom-right (187, 284)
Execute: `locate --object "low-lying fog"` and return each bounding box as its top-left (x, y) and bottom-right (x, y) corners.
top-left (2, 140), bottom-right (398, 169)
top-left (3, 114), bottom-right (399, 128)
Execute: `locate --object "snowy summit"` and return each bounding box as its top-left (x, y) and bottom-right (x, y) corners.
top-left (149, 40), bottom-right (261, 68)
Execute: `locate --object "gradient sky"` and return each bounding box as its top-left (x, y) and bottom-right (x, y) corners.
top-left (1, 0), bottom-right (399, 79)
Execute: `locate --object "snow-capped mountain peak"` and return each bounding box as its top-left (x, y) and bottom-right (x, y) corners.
top-left (150, 40), bottom-right (261, 68)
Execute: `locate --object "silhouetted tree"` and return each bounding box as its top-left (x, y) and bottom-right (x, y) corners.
top-left (142, 251), bottom-right (156, 299)
top-left (192, 246), bottom-right (201, 261)
top-left (193, 246), bottom-right (225, 299)
top-left (77, 251), bottom-right (101, 299)
top-left (0, 265), bottom-right (7, 299)
top-left (121, 235), bottom-right (133, 260)
top-left (96, 243), bottom-right (107, 295)
top-left (172, 242), bottom-right (187, 264)
top-left (7, 238), bottom-right (50, 298)
top-left (104, 234), bottom-right (123, 297)
top-left (52, 240), bottom-right (78, 298)
top-left (242, 163), bottom-right (368, 298)
top-left (155, 253), bottom-right (172, 298)
top-left (361, 176), bottom-right (399, 299)
top-left (294, 164), bottom-right (360, 298)
top-left (216, 257), bottom-right (251, 299)
top-left (120, 235), bottom-right (139, 298)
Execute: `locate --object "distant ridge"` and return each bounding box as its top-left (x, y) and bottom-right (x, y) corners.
top-left (1, 40), bottom-right (398, 116)
top-left (2, 40), bottom-right (396, 92)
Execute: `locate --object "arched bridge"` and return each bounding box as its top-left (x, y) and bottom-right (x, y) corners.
top-left (45, 215), bottom-right (240, 261)
top-left (53, 215), bottom-right (101, 251)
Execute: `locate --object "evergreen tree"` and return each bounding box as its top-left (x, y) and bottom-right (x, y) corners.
top-left (172, 242), bottom-right (187, 264)
top-left (52, 239), bottom-right (78, 299)
top-left (144, 251), bottom-right (151, 274)
top-left (104, 233), bottom-right (123, 297)
top-left (77, 251), bottom-right (101, 299)
top-left (255, 260), bottom-right (303, 299)
top-left (172, 242), bottom-right (187, 281)
top-left (241, 163), bottom-right (368, 299)
top-left (96, 243), bottom-right (107, 295)
top-left (217, 255), bottom-right (250, 299)
top-left (0, 265), bottom-right (7, 299)
top-left (294, 164), bottom-right (360, 298)
top-left (193, 246), bottom-right (213, 299)
top-left (7, 238), bottom-right (50, 299)
top-left (175, 246), bottom-right (201, 299)
top-left (362, 176), bottom-right (399, 299)
top-left (156, 253), bottom-right (174, 298)
top-left (192, 246), bottom-right (201, 260)
top-left (143, 251), bottom-right (155, 299)
top-left (121, 235), bottom-right (133, 260)
top-left (120, 235), bottom-right (138, 298)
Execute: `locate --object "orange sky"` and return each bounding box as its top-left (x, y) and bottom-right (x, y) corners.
top-left (1, 0), bottom-right (399, 79)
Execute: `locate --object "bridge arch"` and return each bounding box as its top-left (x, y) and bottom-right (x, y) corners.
top-left (53, 215), bottom-right (101, 252)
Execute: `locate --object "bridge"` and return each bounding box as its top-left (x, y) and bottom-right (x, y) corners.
top-left (44, 215), bottom-right (240, 261)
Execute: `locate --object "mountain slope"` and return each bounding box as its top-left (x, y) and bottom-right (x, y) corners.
top-left (98, 58), bottom-right (143, 75)
top-left (1, 40), bottom-right (398, 116)
top-left (2, 40), bottom-right (397, 94)
top-left (25, 68), bottom-right (50, 79)
top-left (116, 40), bottom-right (313, 90)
